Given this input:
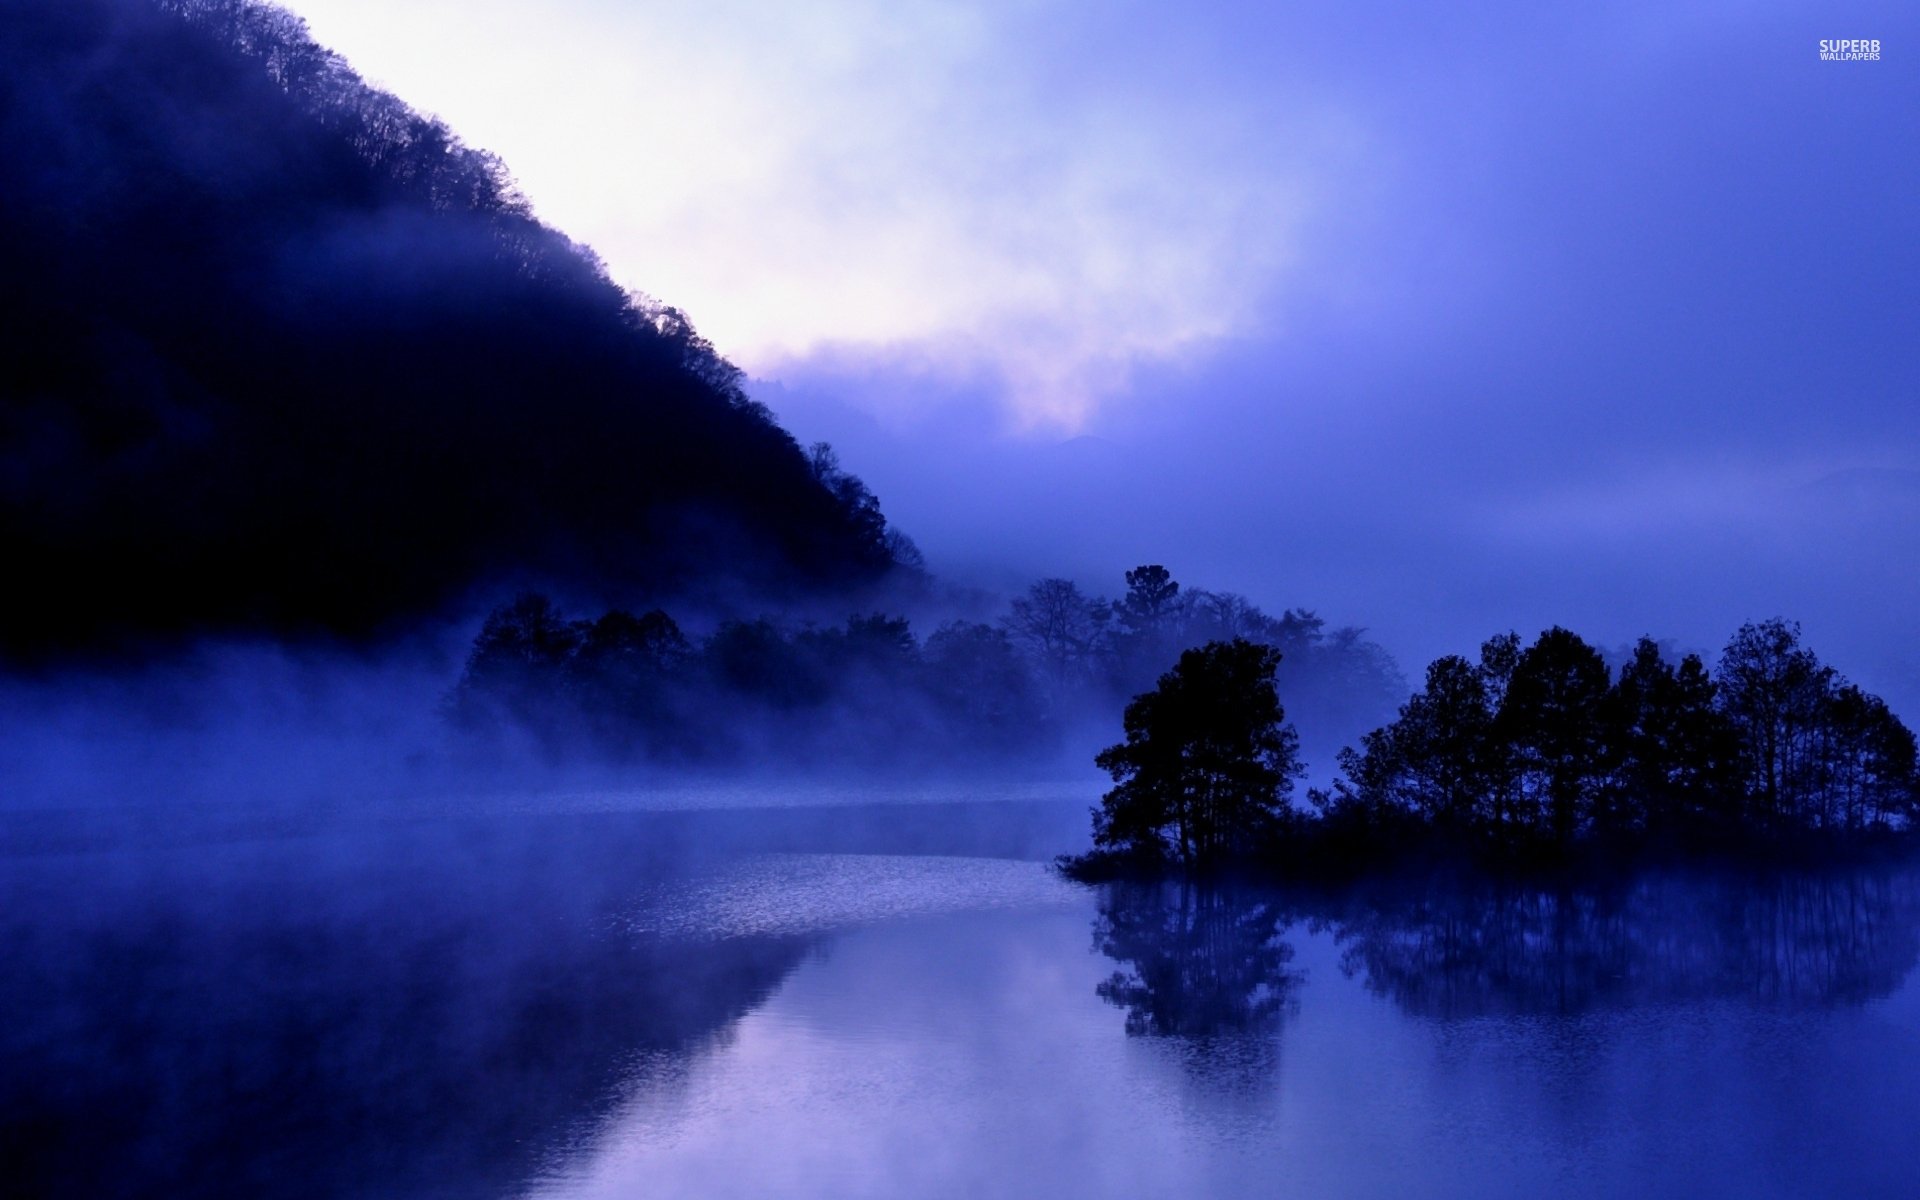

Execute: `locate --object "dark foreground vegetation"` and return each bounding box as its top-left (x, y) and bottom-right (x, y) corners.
top-left (443, 564), bottom-right (1403, 768)
top-left (1064, 618), bottom-right (1919, 880)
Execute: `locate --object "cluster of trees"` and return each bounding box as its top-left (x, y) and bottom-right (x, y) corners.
top-left (444, 565), bottom-right (1402, 768)
top-left (1, 0), bottom-right (903, 655)
top-left (445, 595), bottom-right (1049, 765)
top-left (1068, 619), bottom-right (1917, 879)
top-left (1319, 619), bottom-right (1917, 855)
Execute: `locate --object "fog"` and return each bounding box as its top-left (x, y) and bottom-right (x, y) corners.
top-left (680, 0), bottom-right (1920, 718)
top-left (4, 4), bottom-right (1918, 1193)
top-left (273, 0), bottom-right (1919, 731)
top-left (7, 0), bottom-right (1913, 742)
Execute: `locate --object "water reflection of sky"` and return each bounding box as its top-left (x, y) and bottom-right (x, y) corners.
top-left (6, 805), bottom-right (1920, 1199)
top-left (537, 865), bottom-right (1920, 1200)
top-left (621, 853), bottom-right (1081, 939)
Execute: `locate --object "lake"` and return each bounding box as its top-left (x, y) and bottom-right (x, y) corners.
top-left (5, 787), bottom-right (1919, 1198)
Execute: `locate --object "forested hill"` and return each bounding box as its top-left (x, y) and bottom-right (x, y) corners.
top-left (0, 0), bottom-right (904, 657)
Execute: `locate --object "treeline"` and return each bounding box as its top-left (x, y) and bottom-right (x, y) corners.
top-left (1065, 619), bottom-right (1918, 881)
top-left (1000, 566), bottom-right (1404, 765)
top-left (1316, 619), bottom-right (1918, 859)
top-left (446, 596), bottom-right (1048, 764)
top-left (442, 565), bottom-right (1404, 768)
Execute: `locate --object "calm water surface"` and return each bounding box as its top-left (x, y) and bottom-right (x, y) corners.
top-left (5, 790), bottom-right (1919, 1198)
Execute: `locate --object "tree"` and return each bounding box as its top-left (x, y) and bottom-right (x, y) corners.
top-left (703, 619), bottom-right (819, 708)
top-left (1497, 627), bottom-right (1612, 846)
top-left (1108, 564), bottom-right (1188, 692)
top-left (802, 613), bottom-right (917, 680)
top-left (1717, 619), bottom-right (1834, 826)
top-left (1317, 618), bottom-right (1919, 865)
top-left (567, 608), bottom-right (692, 750)
top-left (1263, 610), bottom-right (1409, 772)
top-left (1604, 638), bottom-right (1739, 833)
top-left (572, 609), bottom-right (689, 681)
top-left (1181, 590), bottom-right (1277, 645)
top-left (1118, 565), bottom-right (1183, 633)
top-left (1005, 578), bottom-right (1105, 693)
top-left (1822, 685), bottom-right (1919, 831)
top-left (1323, 654), bottom-right (1498, 834)
top-left (444, 593), bottom-right (582, 740)
top-left (1092, 639), bottom-right (1302, 872)
top-left (883, 528), bottom-right (927, 572)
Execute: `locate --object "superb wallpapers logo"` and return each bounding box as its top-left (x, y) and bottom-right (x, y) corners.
top-left (1819, 39), bottom-right (1881, 61)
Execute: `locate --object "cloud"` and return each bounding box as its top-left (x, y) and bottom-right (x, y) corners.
top-left (282, 0), bottom-right (1920, 716)
top-left (286, 0), bottom-right (1361, 426)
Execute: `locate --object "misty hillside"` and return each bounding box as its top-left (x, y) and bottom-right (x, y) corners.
top-left (0, 0), bottom-right (902, 657)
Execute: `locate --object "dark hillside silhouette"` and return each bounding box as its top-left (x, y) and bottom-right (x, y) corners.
top-left (0, 0), bottom-right (903, 656)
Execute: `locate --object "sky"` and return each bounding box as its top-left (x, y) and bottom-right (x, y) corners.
top-left (284, 0), bottom-right (1919, 709)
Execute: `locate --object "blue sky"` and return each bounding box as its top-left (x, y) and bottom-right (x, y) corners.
top-left (287, 0), bottom-right (1918, 706)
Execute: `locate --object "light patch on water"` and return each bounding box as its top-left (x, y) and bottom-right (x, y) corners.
top-left (624, 853), bottom-right (1082, 940)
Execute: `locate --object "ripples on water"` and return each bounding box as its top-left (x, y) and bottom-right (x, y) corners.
top-left (4, 792), bottom-right (1919, 1198)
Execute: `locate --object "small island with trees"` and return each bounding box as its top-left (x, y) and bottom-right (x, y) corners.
top-left (1062, 617), bottom-right (1919, 880)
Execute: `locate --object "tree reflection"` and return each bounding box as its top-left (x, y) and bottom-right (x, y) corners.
top-left (1334, 869), bottom-right (1920, 1018)
top-left (1092, 883), bottom-right (1302, 1038)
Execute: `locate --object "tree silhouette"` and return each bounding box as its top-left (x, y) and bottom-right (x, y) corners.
top-left (1005, 578), bottom-right (1106, 694)
top-left (1823, 684), bottom-right (1918, 830)
top-left (1314, 619), bottom-right (1918, 866)
top-left (1497, 626), bottom-right (1612, 846)
top-left (1718, 619), bottom-right (1834, 826)
top-left (444, 593), bottom-right (581, 744)
top-left (1117, 564), bottom-right (1182, 633)
top-left (1107, 564), bottom-right (1188, 692)
top-left (1604, 638), bottom-right (1740, 834)
top-left (1092, 639), bottom-right (1302, 872)
top-left (568, 609), bottom-right (692, 752)
top-left (703, 619), bottom-right (822, 710)
top-left (1321, 654), bottom-right (1497, 837)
